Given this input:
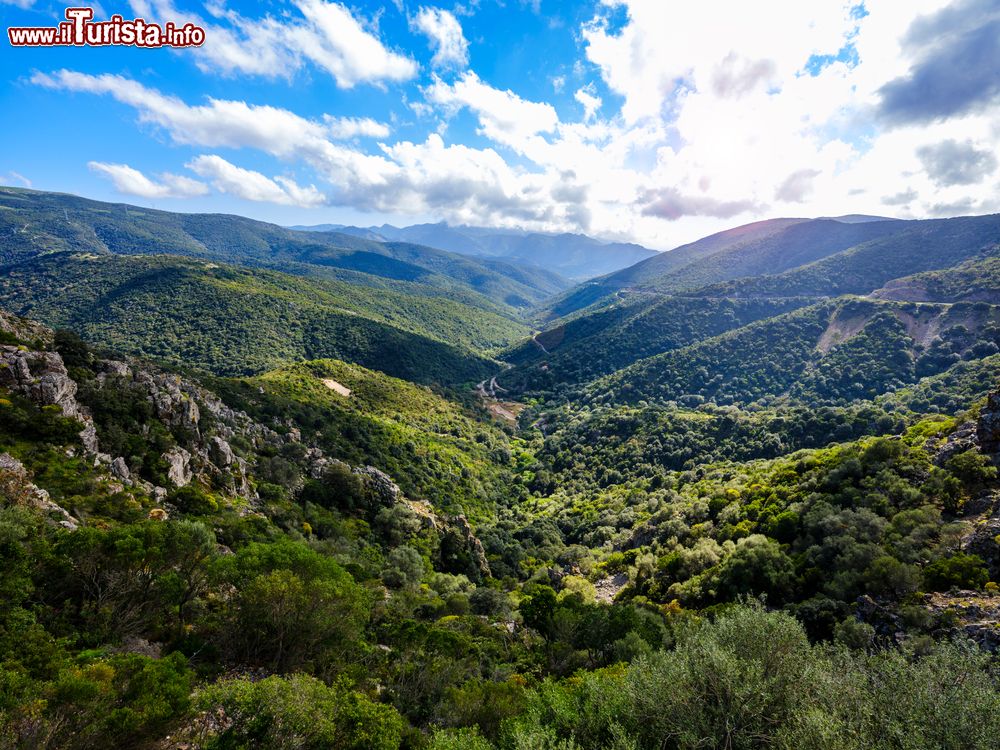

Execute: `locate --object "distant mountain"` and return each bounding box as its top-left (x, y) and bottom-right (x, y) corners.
top-left (0, 187), bottom-right (567, 312)
top-left (294, 221), bottom-right (659, 281)
top-left (501, 212), bottom-right (1000, 399)
top-left (700, 213), bottom-right (1000, 299)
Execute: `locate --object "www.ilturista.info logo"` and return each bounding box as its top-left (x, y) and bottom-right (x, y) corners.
top-left (8, 7), bottom-right (205, 48)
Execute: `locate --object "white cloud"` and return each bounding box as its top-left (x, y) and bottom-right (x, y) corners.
top-left (128, 0), bottom-right (417, 88)
top-left (33, 0), bottom-right (1000, 248)
top-left (187, 155), bottom-right (326, 207)
top-left (88, 161), bottom-right (208, 198)
top-left (574, 84), bottom-right (602, 121)
top-left (324, 116), bottom-right (391, 139)
top-left (1, 0), bottom-right (37, 8)
top-left (412, 7), bottom-right (470, 69)
top-left (425, 71), bottom-right (559, 153)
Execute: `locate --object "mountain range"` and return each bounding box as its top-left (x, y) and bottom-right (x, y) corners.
top-left (292, 221), bottom-right (659, 280)
top-left (3, 186), bottom-right (1000, 748)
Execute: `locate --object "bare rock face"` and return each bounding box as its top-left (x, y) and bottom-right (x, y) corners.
top-left (0, 452), bottom-right (78, 530)
top-left (110, 456), bottom-right (131, 483)
top-left (163, 446), bottom-right (193, 487)
top-left (0, 346), bottom-right (99, 452)
top-left (135, 371), bottom-right (201, 434)
top-left (977, 392), bottom-right (1000, 458)
top-left (209, 436), bottom-right (235, 469)
top-left (962, 490), bottom-right (1000, 578)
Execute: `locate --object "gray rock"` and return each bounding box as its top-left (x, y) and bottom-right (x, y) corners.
top-left (209, 436), bottom-right (235, 468)
top-left (977, 392), bottom-right (1000, 457)
top-left (354, 465), bottom-right (402, 506)
top-left (163, 446), bottom-right (193, 487)
top-left (451, 513), bottom-right (492, 579)
top-left (0, 346), bottom-right (99, 452)
top-left (0, 452), bottom-right (78, 530)
top-left (100, 360), bottom-right (132, 377)
top-left (110, 457), bottom-right (131, 482)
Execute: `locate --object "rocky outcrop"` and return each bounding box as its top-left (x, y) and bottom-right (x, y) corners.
top-left (923, 591), bottom-right (1000, 653)
top-left (0, 346), bottom-right (98, 452)
top-left (977, 392), bottom-right (1000, 458)
top-left (354, 465), bottom-right (402, 506)
top-left (135, 371), bottom-right (201, 435)
top-left (0, 310), bottom-right (52, 346)
top-left (110, 456), bottom-right (131, 482)
top-left (0, 453), bottom-right (77, 530)
top-left (163, 446), bottom-right (193, 487)
top-left (933, 420), bottom-right (978, 465)
top-left (452, 513), bottom-right (491, 579)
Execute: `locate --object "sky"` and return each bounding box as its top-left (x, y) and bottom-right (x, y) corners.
top-left (1, 0), bottom-right (999, 249)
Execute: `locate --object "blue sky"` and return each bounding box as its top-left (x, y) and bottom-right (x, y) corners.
top-left (2, 0), bottom-right (998, 248)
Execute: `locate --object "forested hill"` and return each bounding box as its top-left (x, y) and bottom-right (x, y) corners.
top-left (3, 295), bottom-right (1000, 748)
top-left (541, 212), bottom-right (999, 320)
top-left (502, 213), bottom-right (1000, 398)
top-left (0, 186), bottom-right (568, 311)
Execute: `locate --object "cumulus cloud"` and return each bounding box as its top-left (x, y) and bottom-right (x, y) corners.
top-left (88, 161), bottom-right (208, 198)
top-left (574, 84), bottom-right (602, 121)
top-left (411, 7), bottom-right (469, 69)
top-left (187, 155), bottom-right (326, 206)
top-left (29, 0), bottom-right (1000, 248)
top-left (711, 53), bottom-right (778, 98)
top-left (324, 116), bottom-right (391, 139)
top-left (917, 139), bottom-right (999, 186)
top-left (425, 71), bottom-right (559, 154)
top-left (878, 0), bottom-right (1000, 125)
top-left (128, 0), bottom-right (417, 88)
top-left (36, 70), bottom-right (586, 227)
top-left (882, 188), bottom-right (919, 206)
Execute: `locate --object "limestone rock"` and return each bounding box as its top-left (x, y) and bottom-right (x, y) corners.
top-left (0, 346), bottom-right (98, 452)
top-left (110, 456), bottom-right (131, 482)
top-left (209, 436), bottom-right (235, 469)
top-left (451, 513), bottom-right (492, 579)
top-left (0, 452), bottom-right (78, 530)
top-left (163, 446), bottom-right (193, 487)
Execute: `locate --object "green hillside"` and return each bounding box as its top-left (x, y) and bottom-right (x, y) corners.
top-left (591, 297), bottom-right (1000, 407)
top-left (871, 254), bottom-right (1000, 303)
top-left (0, 187), bottom-right (567, 310)
top-left (502, 294), bottom-right (813, 397)
top-left (0, 253), bottom-right (517, 382)
top-left (701, 214), bottom-right (1000, 299)
top-left (613, 218), bottom-right (908, 293)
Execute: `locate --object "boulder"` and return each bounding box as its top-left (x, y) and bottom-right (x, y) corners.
top-left (451, 513), bottom-right (492, 579)
top-left (110, 456), bottom-right (131, 482)
top-left (163, 446), bottom-right (193, 487)
top-left (209, 436), bottom-right (235, 469)
top-left (354, 465), bottom-right (402, 506)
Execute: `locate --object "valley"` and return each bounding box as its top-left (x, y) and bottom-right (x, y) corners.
top-left (2, 189), bottom-right (1000, 748)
